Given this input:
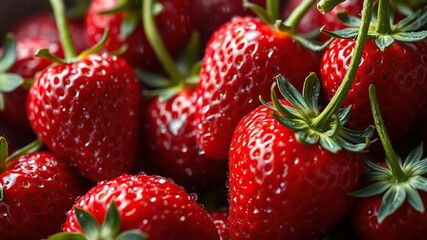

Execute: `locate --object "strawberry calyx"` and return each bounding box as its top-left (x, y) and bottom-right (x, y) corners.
top-left (48, 200), bottom-right (147, 240)
top-left (0, 33), bottom-right (25, 110)
top-left (245, 0), bottom-right (333, 51)
top-left (140, 0), bottom-right (200, 101)
top-left (350, 85), bottom-right (427, 224)
top-left (261, 0), bottom-right (375, 154)
top-left (322, 0), bottom-right (427, 51)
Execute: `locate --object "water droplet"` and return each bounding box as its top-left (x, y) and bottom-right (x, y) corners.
top-left (189, 193), bottom-right (198, 201)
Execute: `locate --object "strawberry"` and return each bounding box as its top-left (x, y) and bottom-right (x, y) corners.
top-left (0, 137), bottom-right (87, 240)
top-left (194, 0), bottom-right (323, 160)
top-left (136, 0), bottom-right (227, 190)
top-left (85, 0), bottom-right (193, 69)
top-left (26, 0), bottom-right (141, 182)
top-left (0, 34), bottom-right (63, 131)
top-left (320, 0), bottom-right (427, 143)
top-left (350, 85), bottom-right (427, 240)
top-left (52, 173), bottom-right (219, 240)
top-left (12, 13), bottom-right (88, 53)
top-left (228, 1), bottom-right (375, 238)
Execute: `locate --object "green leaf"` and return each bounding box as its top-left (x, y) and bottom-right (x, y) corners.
top-left (0, 73), bottom-right (24, 93)
top-left (341, 125), bottom-right (375, 143)
top-left (324, 114), bottom-right (340, 137)
top-left (79, 29), bottom-right (110, 59)
top-left (377, 186), bottom-right (406, 223)
top-left (411, 176), bottom-right (427, 192)
top-left (275, 75), bottom-right (310, 112)
top-left (409, 160), bottom-right (427, 176)
top-left (115, 230), bottom-right (147, 240)
top-left (375, 35), bottom-right (395, 51)
top-left (321, 27), bottom-right (359, 39)
top-left (48, 232), bottom-right (87, 240)
top-left (363, 171), bottom-right (391, 182)
top-left (136, 69), bottom-right (170, 88)
top-left (0, 33), bottom-right (17, 73)
top-left (403, 144), bottom-right (424, 169)
top-left (120, 12), bottom-right (139, 41)
top-left (363, 156), bottom-right (391, 174)
top-left (35, 49), bottom-right (67, 64)
top-left (392, 31), bottom-right (427, 43)
top-left (100, 200), bottom-right (121, 238)
top-left (319, 135), bottom-right (341, 153)
top-left (406, 186), bottom-right (425, 213)
top-left (302, 73), bottom-right (320, 115)
top-left (335, 136), bottom-right (370, 152)
top-left (74, 207), bottom-right (101, 239)
top-left (273, 114), bottom-right (308, 131)
top-left (350, 181), bottom-right (390, 197)
top-left (295, 130), bottom-right (319, 145)
top-left (292, 35), bottom-right (334, 52)
top-left (394, 8), bottom-right (427, 31)
top-left (337, 106), bottom-right (352, 125)
top-left (337, 12), bottom-right (362, 27)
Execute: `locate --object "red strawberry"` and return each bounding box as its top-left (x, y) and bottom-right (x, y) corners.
top-left (27, 0), bottom-right (142, 183)
top-left (85, 0), bottom-right (193, 68)
top-left (12, 13), bottom-right (88, 53)
top-left (0, 35), bottom-right (63, 130)
top-left (320, 4), bottom-right (427, 143)
top-left (209, 210), bottom-right (229, 240)
top-left (0, 137), bottom-right (87, 240)
top-left (143, 89), bottom-right (227, 189)
top-left (195, 0), bottom-right (322, 160)
top-left (350, 85), bottom-right (427, 240)
top-left (228, 2), bottom-right (375, 237)
top-left (56, 173), bottom-right (219, 240)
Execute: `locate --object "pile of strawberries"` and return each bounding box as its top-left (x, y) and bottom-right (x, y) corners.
top-left (0, 0), bottom-right (426, 239)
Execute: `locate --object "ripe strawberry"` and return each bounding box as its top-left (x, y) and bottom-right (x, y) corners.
top-left (55, 173), bottom-right (219, 240)
top-left (228, 2), bottom-right (375, 237)
top-left (350, 85), bottom-right (427, 240)
top-left (85, 0), bottom-right (193, 68)
top-left (0, 34), bottom-right (62, 130)
top-left (194, 0), bottom-right (322, 160)
top-left (26, 0), bottom-right (141, 182)
top-left (0, 137), bottom-right (86, 240)
top-left (12, 13), bottom-right (88, 53)
top-left (320, 1), bottom-right (427, 143)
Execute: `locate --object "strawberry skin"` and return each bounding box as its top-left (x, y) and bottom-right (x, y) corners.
top-left (26, 54), bottom-right (141, 182)
top-left (0, 152), bottom-right (86, 240)
top-left (321, 39), bottom-right (427, 142)
top-left (228, 102), bottom-right (363, 239)
top-left (63, 173), bottom-right (220, 240)
top-left (195, 16), bottom-right (320, 160)
top-left (143, 89), bottom-right (227, 189)
top-left (352, 186), bottom-right (427, 240)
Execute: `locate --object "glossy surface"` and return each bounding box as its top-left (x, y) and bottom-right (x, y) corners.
top-left (27, 54), bottom-right (141, 182)
top-left (321, 39), bottom-right (427, 142)
top-left (0, 152), bottom-right (85, 240)
top-left (228, 102), bottom-right (363, 239)
top-left (195, 16), bottom-right (320, 160)
top-left (63, 173), bottom-right (220, 240)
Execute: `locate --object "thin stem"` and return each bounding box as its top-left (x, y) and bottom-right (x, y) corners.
top-left (266, 0), bottom-right (280, 23)
top-left (313, 0), bottom-right (373, 130)
top-left (6, 138), bottom-right (44, 164)
top-left (369, 85), bottom-right (407, 181)
top-left (142, 0), bottom-right (183, 83)
top-left (376, 0), bottom-right (392, 34)
top-left (284, 0), bottom-right (316, 34)
top-left (50, 0), bottom-right (77, 59)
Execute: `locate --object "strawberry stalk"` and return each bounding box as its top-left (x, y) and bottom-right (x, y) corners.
top-left (377, 0), bottom-right (393, 34)
top-left (350, 85), bottom-right (427, 223)
top-left (50, 0), bottom-right (77, 59)
top-left (313, 0), bottom-right (373, 132)
top-left (283, 0), bottom-right (316, 33)
top-left (317, 0), bottom-right (346, 13)
top-left (142, 0), bottom-right (183, 83)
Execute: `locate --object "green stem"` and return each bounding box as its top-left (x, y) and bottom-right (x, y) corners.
top-left (368, 85), bottom-right (407, 181)
top-left (6, 138), bottom-right (44, 164)
top-left (313, 0), bottom-right (373, 130)
top-left (317, 0), bottom-right (346, 13)
top-left (376, 0), bottom-right (393, 34)
top-left (142, 0), bottom-right (183, 84)
top-left (284, 0), bottom-right (316, 34)
top-left (50, 0), bottom-right (77, 60)
top-left (266, 0), bottom-right (280, 23)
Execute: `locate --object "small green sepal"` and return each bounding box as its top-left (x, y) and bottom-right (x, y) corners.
top-left (0, 33), bottom-right (17, 73)
top-left (261, 73), bottom-right (373, 154)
